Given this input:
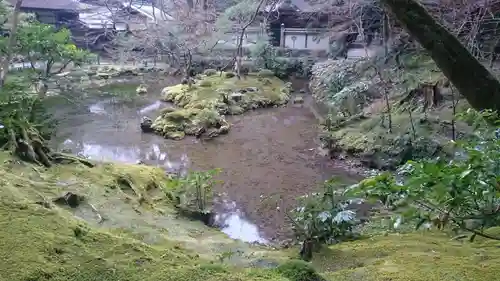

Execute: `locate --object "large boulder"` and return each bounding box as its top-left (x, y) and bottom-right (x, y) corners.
top-left (140, 116), bottom-right (154, 133)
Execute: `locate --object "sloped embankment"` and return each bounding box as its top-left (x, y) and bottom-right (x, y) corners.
top-left (1, 152), bottom-right (499, 281)
top-left (0, 154), bottom-right (287, 281)
top-left (309, 53), bottom-right (472, 169)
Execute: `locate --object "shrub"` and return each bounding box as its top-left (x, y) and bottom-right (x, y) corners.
top-left (224, 72), bottom-right (235, 78)
top-left (203, 69), bottom-right (217, 76)
top-left (348, 109), bottom-right (500, 241)
top-left (277, 260), bottom-right (325, 281)
top-left (257, 69), bottom-right (275, 77)
top-left (198, 80), bottom-right (212, 87)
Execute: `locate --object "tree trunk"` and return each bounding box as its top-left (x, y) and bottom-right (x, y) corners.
top-left (0, 0), bottom-right (23, 88)
top-left (234, 0), bottom-right (267, 79)
top-left (381, 0), bottom-right (500, 112)
top-left (382, 13), bottom-right (390, 58)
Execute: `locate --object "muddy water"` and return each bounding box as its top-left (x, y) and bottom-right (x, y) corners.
top-left (48, 76), bottom-right (361, 243)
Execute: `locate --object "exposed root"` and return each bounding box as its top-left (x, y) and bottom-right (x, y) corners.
top-left (5, 123), bottom-right (95, 168)
top-left (51, 152), bottom-right (95, 168)
top-left (88, 203), bottom-right (105, 224)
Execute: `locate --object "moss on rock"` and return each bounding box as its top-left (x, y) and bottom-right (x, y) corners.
top-left (152, 108), bottom-right (229, 140)
top-left (154, 72), bottom-right (290, 139)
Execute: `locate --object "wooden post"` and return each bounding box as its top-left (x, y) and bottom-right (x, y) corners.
top-left (280, 23), bottom-right (285, 47)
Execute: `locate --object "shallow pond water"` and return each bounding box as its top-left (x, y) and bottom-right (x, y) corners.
top-left (47, 75), bottom-right (362, 243)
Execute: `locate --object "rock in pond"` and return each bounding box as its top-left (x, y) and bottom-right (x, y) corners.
top-left (136, 84), bottom-right (148, 95)
top-left (164, 130), bottom-right (186, 140)
top-left (151, 72), bottom-right (291, 139)
top-left (140, 116), bottom-right (154, 133)
top-left (292, 96), bottom-right (304, 104)
top-left (230, 92), bottom-right (244, 102)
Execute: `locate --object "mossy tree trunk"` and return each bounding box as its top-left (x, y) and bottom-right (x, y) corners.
top-left (381, 0), bottom-right (500, 112)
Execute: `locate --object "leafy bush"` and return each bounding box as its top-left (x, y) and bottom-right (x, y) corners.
top-left (291, 178), bottom-right (358, 244)
top-left (348, 110), bottom-right (500, 241)
top-left (203, 69), bottom-right (217, 76)
top-left (167, 169), bottom-right (222, 213)
top-left (257, 69), bottom-right (275, 78)
top-left (287, 178), bottom-right (358, 261)
top-left (250, 41), bottom-right (308, 79)
top-left (277, 260), bottom-right (325, 281)
top-left (198, 80), bottom-right (212, 87)
top-left (0, 82), bottom-right (56, 146)
top-left (224, 72), bottom-right (235, 78)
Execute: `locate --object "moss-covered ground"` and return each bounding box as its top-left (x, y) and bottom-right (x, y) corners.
top-left (314, 52), bottom-right (475, 169)
top-left (315, 231), bottom-right (500, 281)
top-left (0, 153), bottom-right (288, 281)
top-left (151, 71), bottom-right (291, 139)
top-left (1, 151), bottom-right (499, 281)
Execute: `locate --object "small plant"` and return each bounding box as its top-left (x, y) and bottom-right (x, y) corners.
top-left (288, 178), bottom-right (357, 261)
top-left (167, 169), bottom-right (222, 213)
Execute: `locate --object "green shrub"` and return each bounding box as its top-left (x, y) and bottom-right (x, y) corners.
top-left (203, 69), bottom-right (217, 76)
top-left (224, 72), bottom-right (236, 78)
top-left (257, 69), bottom-right (275, 77)
top-left (277, 260), bottom-right (325, 281)
top-left (198, 80), bottom-right (212, 87)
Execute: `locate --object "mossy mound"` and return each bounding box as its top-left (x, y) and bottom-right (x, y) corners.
top-left (0, 153), bottom-right (287, 281)
top-left (277, 260), bottom-right (326, 281)
top-left (311, 232), bottom-right (500, 281)
top-left (152, 72), bottom-right (291, 139)
top-left (152, 107), bottom-right (230, 140)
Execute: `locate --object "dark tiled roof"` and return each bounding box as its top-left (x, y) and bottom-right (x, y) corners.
top-left (9, 0), bottom-right (79, 11)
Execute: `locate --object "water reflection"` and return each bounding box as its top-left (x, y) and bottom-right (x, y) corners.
top-left (138, 100), bottom-right (164, 115)
top-left (62, 140), bottom-right (190, 176)
top-left (214, 199), bottom-right (267, 244)
top-left (88, 101), bottom-right (108, 115)
top-left (63, 138), bottom-right (267, 243)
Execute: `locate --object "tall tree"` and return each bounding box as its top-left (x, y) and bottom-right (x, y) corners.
top-left (217, 0), bottom-right (266, 79)
top-left (0, 0), bottom-right (22, 87)
top-left (380, 0), bottom-right (500, 112)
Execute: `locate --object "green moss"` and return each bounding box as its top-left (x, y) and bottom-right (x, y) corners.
top-left (313, 232), bottom-right (500, 281)
top-left (0, 154), bottom-right (287, 281)
top-left (152, 108), bottom-right (229, 139)
top-left (257, 69), bottom-right (275, 78)
top-left (277, 260), bottom-right (326, 281)
top-left (155, 72), bottom-right (290, 139)
top-left (0, 152), bottom-right (498, 280)
top-left (319, 52), bottom-right (475, 168)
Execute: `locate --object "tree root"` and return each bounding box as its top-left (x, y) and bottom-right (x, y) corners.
top-left (51, 152), bottom-right (95, 168)
top-left (6, 124), bottom-right (95, 168)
